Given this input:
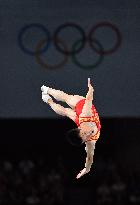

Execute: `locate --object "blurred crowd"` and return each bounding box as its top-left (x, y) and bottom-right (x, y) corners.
top-left (93, 158), bottom-right (140, 205)
top-left (0, 156), bottom-right (65, 204)
top-left (0, 155), bottom-right (140, 205)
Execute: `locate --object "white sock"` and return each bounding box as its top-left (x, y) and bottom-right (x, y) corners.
top-left (42, 94), bottom-right (51, 103)
top-left (41, 85), bottom-right (49, 94)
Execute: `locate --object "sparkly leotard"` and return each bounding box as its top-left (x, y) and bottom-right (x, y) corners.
top-left (74, 99), bottom-right (101, 141)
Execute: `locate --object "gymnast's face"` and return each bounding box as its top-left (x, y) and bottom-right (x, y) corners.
top-left (79, 122), bottom-right (97, 142)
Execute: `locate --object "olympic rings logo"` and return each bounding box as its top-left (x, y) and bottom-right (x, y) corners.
top-left (18, 22), bottom-right (122, 70)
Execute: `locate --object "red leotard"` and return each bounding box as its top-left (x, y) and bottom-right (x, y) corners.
top-left (74, 99), bottom-right (101, 141)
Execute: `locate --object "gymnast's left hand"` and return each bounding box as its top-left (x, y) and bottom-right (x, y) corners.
top-left (76, 168), bottom-right (88, 179)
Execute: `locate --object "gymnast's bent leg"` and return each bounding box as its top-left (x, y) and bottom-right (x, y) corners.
top-left (41, 85), bottom-right (85, 109)
top-left (42, 95), bottom-right (76, 120)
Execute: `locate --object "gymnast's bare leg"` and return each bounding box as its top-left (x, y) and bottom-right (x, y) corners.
top-left (41, 86), bottom-right (85, 120)
top-left (47, 87), bottom-right (85, 109)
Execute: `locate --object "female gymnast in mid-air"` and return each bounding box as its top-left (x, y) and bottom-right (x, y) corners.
top-left (41, 78), bottom-right (101, 179)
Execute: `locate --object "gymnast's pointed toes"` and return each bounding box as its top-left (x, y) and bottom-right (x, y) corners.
top-left (41, 85), bottom-right (45, 92)
top-left (42, 94), bottom-right (52, 103)
top-left (41, 85), bottom-right (49, 94)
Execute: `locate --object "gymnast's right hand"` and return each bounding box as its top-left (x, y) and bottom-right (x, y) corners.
top-left (88, 78), bottom-right (94, 91)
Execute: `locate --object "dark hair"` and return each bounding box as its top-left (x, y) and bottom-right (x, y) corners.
top-left (66, 128), bottom-right (83, 147)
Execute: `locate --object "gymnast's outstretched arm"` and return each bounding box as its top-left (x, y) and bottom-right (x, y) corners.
top-left (76, 141), bottom-right (95, 179)
top-left (80, 78), bottom-right (94, 116)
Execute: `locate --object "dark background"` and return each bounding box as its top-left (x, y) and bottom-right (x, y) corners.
top-left (0, 0), bottom-right (140, 204)
top-left (0, 118), bottom-right (140, 204)
top-left (0, 0), bottom-right (140, 118)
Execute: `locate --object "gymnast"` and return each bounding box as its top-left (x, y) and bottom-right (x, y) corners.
top-left (41, 78), bottom-right (101, 179)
